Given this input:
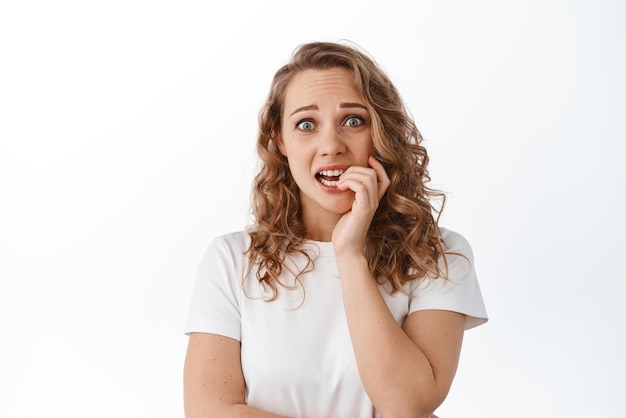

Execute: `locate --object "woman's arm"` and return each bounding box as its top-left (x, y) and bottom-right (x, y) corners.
top-left (183, 333), bottom-right (288, 418)
top-left (336, 255), bottom-right (465, 418)
top-left (332, 157), bottom-right (465, 417)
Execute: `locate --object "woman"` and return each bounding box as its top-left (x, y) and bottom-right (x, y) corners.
top-left (184, 41), bottom-right (487, 418)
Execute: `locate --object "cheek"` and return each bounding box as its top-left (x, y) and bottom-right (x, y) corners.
top-left (358, 135), bottom-right (374, 158)
top-left (282, 152), bottom-right (304, 174)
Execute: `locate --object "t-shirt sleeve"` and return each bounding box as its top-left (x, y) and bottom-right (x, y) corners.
top-left (408, 229), bottom-right (488, 330)
top-left (184, 235), bottom-right (243, 341)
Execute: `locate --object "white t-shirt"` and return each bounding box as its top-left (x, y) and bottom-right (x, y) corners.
top-left (185, 228), bottom-right (488, 418)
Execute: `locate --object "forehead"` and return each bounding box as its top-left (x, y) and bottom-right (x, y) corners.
top-left (283, 67), bottom-right (363, 110)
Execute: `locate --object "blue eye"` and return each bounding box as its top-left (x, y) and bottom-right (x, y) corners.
top-left (345, 117), bottom-right (364, 127)
top-left (296, 120), bottom-right (315, 131)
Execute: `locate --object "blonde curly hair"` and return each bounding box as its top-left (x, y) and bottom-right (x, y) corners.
top-left (248, 41), bottom-right (448, 299)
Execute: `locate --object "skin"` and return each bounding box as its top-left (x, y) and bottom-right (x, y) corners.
top-left (278, 68), bottom-right (378, 242)
top-left (184, 68), bottom-right (464, 418)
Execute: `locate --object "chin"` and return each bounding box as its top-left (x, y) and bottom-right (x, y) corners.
top-left (325, 198), bottom-right (354, 214)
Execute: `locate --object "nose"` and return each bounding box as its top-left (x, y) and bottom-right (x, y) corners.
top-left (319, 127), bottom-right (346, 157)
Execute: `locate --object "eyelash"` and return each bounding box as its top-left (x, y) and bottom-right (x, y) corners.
top-left (296, 119), bottom-right (315, 131)
top-left (295, 116), bottom-right (365, 131)
top-left (344, 116), bottom-right (364, 127)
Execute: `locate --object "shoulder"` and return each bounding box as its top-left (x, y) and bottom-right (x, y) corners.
top-left (435, 227), bottom-right (476, 281)
top-left (197, 230), bottom-right (251, 270)
top-left (211, 230), bottom-right (251, 252)
top-left (204, 230), bottom-right (251, 256)
top-left (440, 227), bottom-right (472, 257)
top-left (410, 227), bottom-right (488, 329)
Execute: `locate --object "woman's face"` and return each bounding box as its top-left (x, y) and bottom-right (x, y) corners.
top-left (278, 67), bottom-right (373, 233)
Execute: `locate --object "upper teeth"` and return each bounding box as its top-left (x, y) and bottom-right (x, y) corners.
top-left (319, 169), bottom-right (345, 177)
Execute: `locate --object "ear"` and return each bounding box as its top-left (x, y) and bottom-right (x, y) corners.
top-left (276, 133), bottom-right (287, 157)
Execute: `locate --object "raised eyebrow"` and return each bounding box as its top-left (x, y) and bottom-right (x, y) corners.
top-left (289, 104), bottom-right (318, 117)
top-left (339, 102), bottom-right (368, 110)
top-left (289, 102), bottom-right (367, 117)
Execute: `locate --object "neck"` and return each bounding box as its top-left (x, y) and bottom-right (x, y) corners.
top-left (301, 207), bottom-right (341, 242)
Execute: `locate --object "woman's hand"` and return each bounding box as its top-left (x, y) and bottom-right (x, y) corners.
top-left (331, 155), bottom-right (390, 256)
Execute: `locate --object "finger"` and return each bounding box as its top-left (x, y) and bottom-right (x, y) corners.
top-left (337, 173), bottom-right (373, 195)
top-left (338, 166), bottom-right (377, 188)
top-left (341, 165), bottom-right (383, 206)
top-left (337, 174), bottom-right (378, 209)
top-left (368, 155), bottom-right (391, 199)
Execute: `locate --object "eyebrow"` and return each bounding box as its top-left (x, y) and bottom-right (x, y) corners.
top-left (290, 104), bottom-right (318, 117)
top-left (289, 102), bottom-right (368, 117)
top-left (340, 102), bottom-right (368, 110)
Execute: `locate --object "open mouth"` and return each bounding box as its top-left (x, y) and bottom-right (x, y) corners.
top-left (316, 169), bottom-right (345, 187)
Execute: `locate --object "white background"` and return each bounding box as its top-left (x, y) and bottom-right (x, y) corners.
top-left (1, 0), bottom-right (624, 417)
